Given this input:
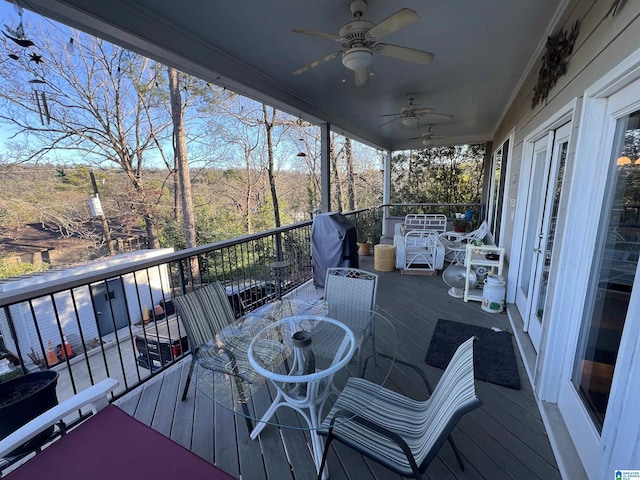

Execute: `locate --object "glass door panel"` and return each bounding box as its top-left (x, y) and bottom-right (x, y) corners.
top-left (517, 137), bottom-right (550, 307)
top-left (532, 127), bottom-right (569, 327)
top-left (572, 110), bottom-right (640, 431)
top-left (489, 139), bottom-right (509, 245)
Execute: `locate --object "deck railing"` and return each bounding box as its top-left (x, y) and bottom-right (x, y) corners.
top-left (0, 210), bottom-right (374, 402)
top-left (384, 202), bottom-right (482, 218)
top-left (381, 203), bottom-right (482, 238)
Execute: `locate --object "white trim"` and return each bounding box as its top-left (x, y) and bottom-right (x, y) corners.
top-left (487, 130), bottom-right (514, 247)
top-left (552, 96), bottom-right (613, 478)
top-left (499, 131), bottom-right (515, 250)
top-left (584, 49), bottom-right (640, 99)
top-left (0, 378), bottom-right (118, 458)
top-left (529, 122), bottom-right (573, 388)
top-left (553, 48), bottom-right (640, 478)
top-left (508, 102), bottom-right (576, 308)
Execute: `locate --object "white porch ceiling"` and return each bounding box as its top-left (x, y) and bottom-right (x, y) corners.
top-left (22, 0), bottom-right (562, 151)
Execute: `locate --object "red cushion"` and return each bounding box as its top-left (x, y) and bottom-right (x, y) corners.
top-left (6, 405), bottom-right (236, 480)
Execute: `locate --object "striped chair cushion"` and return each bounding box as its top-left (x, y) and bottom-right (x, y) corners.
top-left (173, 282), bottom-right (287, 381)
top-left (320, 336), bottom-right (480, 476)
top-left (172, 283), bottom-right (237, 347)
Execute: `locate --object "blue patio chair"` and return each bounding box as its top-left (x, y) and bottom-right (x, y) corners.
top-left (317, 336), bottom-right (481, 479)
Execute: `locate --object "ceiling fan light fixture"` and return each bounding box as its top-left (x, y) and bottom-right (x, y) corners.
top-left (342, 48), bottom-right (372, 71)
top-left (422, 138), bottom-right (434, 147)
top-left (402, 116), bottom-right (419, 128)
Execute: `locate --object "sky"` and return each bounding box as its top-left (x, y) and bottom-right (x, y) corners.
top-left (1, 0), bottom-right (73, 154)
top-left (0, 1), bottom-right (383, 173)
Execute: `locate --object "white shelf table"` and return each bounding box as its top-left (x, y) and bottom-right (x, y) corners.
top-left (464, 244), bottom-right (505, 302)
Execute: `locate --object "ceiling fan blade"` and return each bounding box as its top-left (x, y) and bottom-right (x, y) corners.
top-left (379, 113), bottom-right (402, 118)
top-left (378, 117), bottom-right (401, 128)
top-left (366, 8), bottom-right (419, 40)
top-left (293, 28), bottom-right (343, 42)
top-left (292, 51), bottom-right (341, 76)
top-left (374, 43), bottom-right (434, 64)
top-left (413, 107), bottom-right (435, 115)
top-left (354, 67), bottom-right (370, 87)
top-left (417, 111), bottom-right (454, 119)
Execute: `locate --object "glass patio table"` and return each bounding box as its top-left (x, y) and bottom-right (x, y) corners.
top-left (193, 298), bottom-right (397, 478)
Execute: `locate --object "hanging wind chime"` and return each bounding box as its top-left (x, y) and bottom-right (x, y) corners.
top-left (31, 79), bottom-right (50, 125)
top-left (4, 1), bottom-right (51, 124)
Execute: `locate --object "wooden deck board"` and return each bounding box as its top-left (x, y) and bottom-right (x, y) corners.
top-left (190, 386), bottom-right (215, 464)
top-left (169, 362), bottom-right (197, 450)
top-left (116, 256), bottom-right (561, 479)
top-left (214, 400), bottom-right (241, 477)
top-left (131, 376), bottom-right (162, 426)
top-left (150, 365), bottom-right (181, 436)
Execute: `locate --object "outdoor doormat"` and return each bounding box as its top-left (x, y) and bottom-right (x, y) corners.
top-left (425, 319), bottom-right (521, 390)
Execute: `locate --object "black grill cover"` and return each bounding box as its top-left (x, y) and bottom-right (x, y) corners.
top-left (311, 212), bottom-right (358, 287)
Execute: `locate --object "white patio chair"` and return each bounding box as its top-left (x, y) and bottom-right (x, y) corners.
top-left (324, 267), bottom-right (378, 371)
top-left (439, 236), bottom-right (467, 264)
top-left (317, 336), bottom-right (482, 480)
top-left (403, 214), bottom-right (447, 234)
top-left (441, 220), bottom-right (490, 264)
top-left (0, 378), bottom-right (237, 480)
top-left (0, 379), bottom-right (118, 462)
top-left (403, 230), bottom-right (439, 272)
top-left (442, 220), bottom-right (490, 244)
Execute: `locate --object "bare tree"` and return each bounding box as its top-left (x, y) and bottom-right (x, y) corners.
top-left (292, 124), bottom-right (322, 215)
top-left (261, 104), bottom-right (281, 227)
top-left (0, 26), bottom-right (173, 247)
top-left (167, 67), bottom-right (196, 248)
top-left (344, 137), bottom-right (356, 211)
top-left (330, 134), bottom-right (344, 212)
top-left (214, 95), bottom-right (263, 233)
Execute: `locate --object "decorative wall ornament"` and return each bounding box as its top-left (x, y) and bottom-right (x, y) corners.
top-left (531, 20), bottom-right (580, 109)
top-left (605, 0), bottom-right (627, 18)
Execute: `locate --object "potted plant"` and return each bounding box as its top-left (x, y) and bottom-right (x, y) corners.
top-left (0, 370), bottom-right (59, 456)
top-left (355, 208), bottom-right (382, 255)
top-left (453, 218), bottom-right (468, 233)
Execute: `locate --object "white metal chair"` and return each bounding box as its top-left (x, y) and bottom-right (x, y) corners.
top-left (403, 214), bottom-right (447, 235)
top-left (403, 230), bottom-right (439, 272)
top-left (441, 220), bottom-right (490, 264)
top-left (439, 236), bottom-right (467, 264)
top-left (324, 267), bottom-right (378, 370)
top-left (317, 336), bottom-right (482, 480)
top-left (442, 220), bottom-right (489, 244)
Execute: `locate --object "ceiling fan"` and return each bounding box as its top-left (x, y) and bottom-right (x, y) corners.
top-left (380, 94), bottom-right (453, 128)
top-left (409, 125), bottom-right (446, 146)
top-left (292, 0), bottom-right (434, 87)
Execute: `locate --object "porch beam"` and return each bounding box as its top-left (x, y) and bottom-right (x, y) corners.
top-left (320, 123), bottom-right (331, 213)
top-left (382, 150), bottom-right (392, 237)
top-left (481, 141), bottom-right (493, 220)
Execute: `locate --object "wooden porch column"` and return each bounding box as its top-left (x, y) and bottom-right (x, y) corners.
top-left (382, 150), bottom-right (392, 238)
top-left (320, 122), bottom-right (331, 213)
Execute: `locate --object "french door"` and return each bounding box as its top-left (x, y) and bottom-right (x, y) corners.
top-left (558, 78), bottom-right (640, 477)
top-left (515, 123), bottom-right (571, 351)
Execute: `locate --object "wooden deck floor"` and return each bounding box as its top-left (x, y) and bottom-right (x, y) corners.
top-left (114, 255), bottom-right (560, 480)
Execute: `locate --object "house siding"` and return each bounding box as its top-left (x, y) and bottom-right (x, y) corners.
top-left (493, 0), bottom-right (640, 477)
